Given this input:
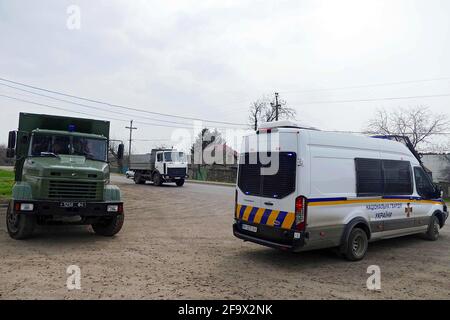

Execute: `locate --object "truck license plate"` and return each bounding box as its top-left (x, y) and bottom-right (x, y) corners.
top-left (242, 224), bottom-right (257, 233)
top-left (60, 202), bottom-right (86, 208)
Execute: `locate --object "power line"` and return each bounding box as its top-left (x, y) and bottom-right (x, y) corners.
top-left (279, 76), bottom-right (450, 94)
top-left (0, 94), bottom-right (247, 131)
top-left (293, 93), bottom-right (450, 105)
top-left (0, 82), bottom-right (245, 129)
top-left (0, 77), bottom-right (247, 126)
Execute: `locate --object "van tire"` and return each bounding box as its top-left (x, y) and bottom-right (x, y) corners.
top-left (423, 215), bottom-right (440, 241)
top-left (343, 228), bottom-right (368, 261)
top-left (153, 173), bottom-right (163, 186)
top-left (92, 214), bottom-right (124, 237)
top-left (6, 203), bottom-right (36, 240)
top-left (175, 179), bottom-right (185, 187)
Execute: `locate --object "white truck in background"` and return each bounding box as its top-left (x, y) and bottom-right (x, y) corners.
top-left (129, 149), bottom-right (188, 187)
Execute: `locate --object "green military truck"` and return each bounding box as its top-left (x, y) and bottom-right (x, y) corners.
top-left (4, 113), bottom-right (125, 240)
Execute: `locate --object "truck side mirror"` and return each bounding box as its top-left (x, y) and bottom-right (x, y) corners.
top-left (8, 131), bottom-right (16, 149)
top-left (6, 148), bottom-right (15, 158)
top-left (6, 131), bottom-right (16, 158)
top-left (117, 144), bottom-right (124, 160)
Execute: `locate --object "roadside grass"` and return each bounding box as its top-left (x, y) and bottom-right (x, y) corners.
top-left (0, 169), bottom-right (14, 200)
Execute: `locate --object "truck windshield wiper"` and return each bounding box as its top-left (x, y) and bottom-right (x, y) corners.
top-left (40, 152), bottom-right (61, 159)
top-left (79, 153), bottom-right (105, 162)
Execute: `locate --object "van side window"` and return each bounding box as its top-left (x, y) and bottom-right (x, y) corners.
top-left (355, 158), bottom-right (383, 196)
top-left (382, 160), bottom-right (413, 195)
top-left (414, 167), bottom-right (435, 199)
top-left (355, 158), bottom-right (413, 197)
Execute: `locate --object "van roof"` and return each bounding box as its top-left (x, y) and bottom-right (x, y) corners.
top-left (258, 120), bottom-right (318, 130)
top-left (243, 125), bottom-right (419, 165)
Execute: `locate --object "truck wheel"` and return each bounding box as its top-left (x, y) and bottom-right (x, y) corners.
top-left (92, 214), bottom-right (124, 237)
top-left (6, 203), bottom-right (36, 240)
top-left (423, 215), bottom-right (440, 241)
top-left (176, 179), bottom-right (185, 187)
top-left (343, 228), bottom-right (368, 261)
top-left (134, 173), bottom-right (145, 185)
top-left (153, 173), bottom-right (163, 186)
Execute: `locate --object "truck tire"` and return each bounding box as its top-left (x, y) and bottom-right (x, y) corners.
top-left (153, 173), bottom-right (163, 186)
top-left (423, 215), bottom-right (440, 241)
top-left (343, 228), bottom-right (368, 261)
top-left (92, 214), bottom-right (124, 237)
top-left (6, 202), bottom-right (36, 240)
top-left (176, 179), bottom-right (185, 187)
top-left (134, 173), bottom-right (145, 185)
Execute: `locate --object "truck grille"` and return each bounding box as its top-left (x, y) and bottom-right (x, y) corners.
top-left (48, 180), bottom-right (101, 200)
top-left (167, 168), bottom-right (187, 177)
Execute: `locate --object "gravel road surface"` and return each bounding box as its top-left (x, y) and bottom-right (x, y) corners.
top-left (0, 175), bottom-right (449, 299)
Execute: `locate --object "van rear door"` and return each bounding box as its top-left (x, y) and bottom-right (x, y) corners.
top-left (236, 152), bottom-right (262, 222)
top-left (236, 131), bottom-right (299, 231)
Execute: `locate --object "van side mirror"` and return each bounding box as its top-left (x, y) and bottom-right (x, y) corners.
top-left (117, 144), bottom-right (124, 160)
top-left (433, 184), bottom-right (443, 199)
top-left (8, 131), bottom-right (16, 149)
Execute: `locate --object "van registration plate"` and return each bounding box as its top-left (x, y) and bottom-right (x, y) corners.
top-left (242, 224), bottom-right (257, 233)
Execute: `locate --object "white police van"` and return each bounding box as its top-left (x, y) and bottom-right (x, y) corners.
top-left (233, 121), bottom-right (448, 261)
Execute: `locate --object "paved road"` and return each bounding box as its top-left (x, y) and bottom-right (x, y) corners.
top-left (0, 177), bottom-right (449, 299)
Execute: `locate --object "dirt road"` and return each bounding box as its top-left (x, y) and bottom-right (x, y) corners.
top-left (1, 176), bottom-right (449, 300)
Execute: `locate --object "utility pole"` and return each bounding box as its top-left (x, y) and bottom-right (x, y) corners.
top-left (125, 120), bottom-right (137, 169)
top-left (273, 92), bottom-right (280, 121)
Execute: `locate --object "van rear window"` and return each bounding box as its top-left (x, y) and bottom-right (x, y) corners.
top-left (238, 152), bottom-right (296, 199)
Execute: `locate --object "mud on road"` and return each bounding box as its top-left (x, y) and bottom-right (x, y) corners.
top-left (0, 177), bottom-right (449, 300)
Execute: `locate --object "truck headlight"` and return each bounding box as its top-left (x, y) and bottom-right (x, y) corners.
top-left (19, 203), bottom-right (34, 211)
top-left (107, 204), bottom-right (123, 213)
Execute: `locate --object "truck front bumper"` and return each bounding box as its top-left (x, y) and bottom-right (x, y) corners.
top-left (12, 200), bottom-right (123, 217)
top-left (233, 222), bottom-right (306, 252)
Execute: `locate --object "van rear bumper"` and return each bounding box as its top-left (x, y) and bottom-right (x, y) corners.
top-left (233, 222), bottom-right (305, 252)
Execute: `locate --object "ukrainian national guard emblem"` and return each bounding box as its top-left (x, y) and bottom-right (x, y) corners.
top-left (405, 203), bottom-right (413, 218)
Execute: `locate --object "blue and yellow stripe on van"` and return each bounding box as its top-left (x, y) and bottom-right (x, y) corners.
top-left (236, 204), bottom-right (295, 230)
top-left (307, 196), bottom-right (443, 207)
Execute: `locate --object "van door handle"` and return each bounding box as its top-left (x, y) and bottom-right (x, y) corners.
top-left (264, 202), bottom-right (274, 206)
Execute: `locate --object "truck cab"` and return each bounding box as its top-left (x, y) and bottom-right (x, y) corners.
top-left (5, 113), bottom-right (125, 240)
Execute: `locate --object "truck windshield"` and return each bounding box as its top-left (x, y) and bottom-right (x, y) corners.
top-left (164, 152), bottom-right (185, 162)
top-left (31, 134), bottom-right (107, 162)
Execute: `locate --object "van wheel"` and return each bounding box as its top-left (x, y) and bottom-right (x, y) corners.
top-left (92, 214), bottom-right (124, 237)
top-left (6, 203), bottom-right (36, 240)
top-left (423, 215), bottom-right (440, 241)
top-left (175, 179), bottom-right (185, 187)
top-left (153, 173), bottom-right (163, 186)
top-left (344, 228), bottom-right (368, 261)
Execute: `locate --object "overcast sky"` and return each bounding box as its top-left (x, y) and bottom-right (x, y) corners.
top-left (1, 0), bottom-right (450, 153)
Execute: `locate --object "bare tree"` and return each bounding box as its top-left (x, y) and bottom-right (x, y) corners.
top-left (190, 128), bottom-right (225, 165)
top-left (108, 140), bottom-right (124, 173)
top-left (248, 96), bottom-right (296, 131)
top-left (0, 144), bottom-right (14, 166)
top-left (366, 106), bottom-right (449, 148)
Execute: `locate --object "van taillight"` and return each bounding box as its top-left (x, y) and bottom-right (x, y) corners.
top-left (234, 189), bottom-right (238, 219)
top-left (295, 196), bottom-right (307, 231)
